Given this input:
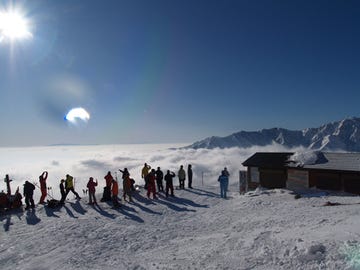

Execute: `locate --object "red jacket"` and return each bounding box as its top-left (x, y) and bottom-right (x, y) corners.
top-left (87, 179), bottom-right (98, 193)
top-left (39, 171), bottom-right (48, 190)
top-left (112, 181), bottom-right (119, 196)
top-left (104, 173), bottom-right (113, 187)
top-left (123, 176), bottom-right (132, 192)
top-left (148, 173), bottom-right (156, 185)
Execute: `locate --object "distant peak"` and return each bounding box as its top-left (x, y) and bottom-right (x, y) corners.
top-left (186, 116), bottom-right (360, 151)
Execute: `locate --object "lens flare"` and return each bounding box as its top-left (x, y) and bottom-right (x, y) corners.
top-left (65, 107), bottom-right (90, 124)
top-left (340, 242), bottom-right (360, 269)
top-left (0, 10), bottom-right (32, 40)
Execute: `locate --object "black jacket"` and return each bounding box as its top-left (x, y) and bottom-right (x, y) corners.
top-left (164, 172), bottom-right (175, 184)
top-left (156, 170), bottom-right (163, 180)
top-left (23, 182), bottom-right (35, 196)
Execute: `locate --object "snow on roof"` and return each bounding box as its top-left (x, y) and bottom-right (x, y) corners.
top-left (243, 151), bottom-right (360, 172)
top-left (288, 151), bottom-right (320, 167)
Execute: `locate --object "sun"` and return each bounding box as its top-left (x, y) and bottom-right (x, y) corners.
top-left (65, 108), bottom-right (91, 124)
top-left (0, 10), bottom-right (32, 41)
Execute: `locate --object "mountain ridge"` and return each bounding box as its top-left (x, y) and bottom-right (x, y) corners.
top-left (187, 117), bottom-right (360, 151)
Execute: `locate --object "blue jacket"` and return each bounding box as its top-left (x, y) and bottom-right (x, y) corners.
top-left (218, 175), bottom-right (229, 183)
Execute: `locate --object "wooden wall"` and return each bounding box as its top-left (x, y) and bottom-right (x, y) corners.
top-left (259, 168), bottom-right (287, 189)
top-left (246, 166), bottom-right (360, 195)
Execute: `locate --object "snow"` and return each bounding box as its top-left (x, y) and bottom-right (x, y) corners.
top-left (1, 185), bottom-right (360, 269)
top-left (288, 151), bottom-right (320, 167)
top-left (1, 145), bottom-right (360, 269)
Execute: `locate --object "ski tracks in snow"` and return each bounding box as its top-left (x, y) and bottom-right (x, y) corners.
top-left (1, 186), bottom-right (360, 269)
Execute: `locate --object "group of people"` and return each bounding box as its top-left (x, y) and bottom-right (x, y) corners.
top-left (21, 164), bottom-right (230, 210)
top-left (141, 163), bottom-right (195, 198)
top-left (99, 169), bottom-right (134, 208)
top-left (23, 171), bottom-right (107, 210)
top-left (23, 172), bottom-right (82, 210)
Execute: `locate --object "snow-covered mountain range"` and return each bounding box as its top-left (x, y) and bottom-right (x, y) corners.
top-left (188, 117), bottom-right (360, 151)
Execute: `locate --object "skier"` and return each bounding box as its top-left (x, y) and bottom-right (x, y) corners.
top-left (86, 177), bottom-right (98, 205)
top-left (155, 167), bottom-right (164, 192)
top-left (218, 170), bottom-right (229, 199)
top-left (111, 179), bottom-right (120, 208)
top-left (39, 171), bottom-right (48, 204)
top-left (141, 163), bottom-right (151, 189)
top-left (63, 174), bottom-right (81, 201)
top-left (147, 169), bottom-right (157, 199)
top-left (187, 164), bottom-right (193, 189)
top-left (23, 181), bottom-right (35, 210)
top-left (102, 171), bottom-right (113, 202)
top-left (59, 179), bottom-right (66, 204)
top-left (178, 165), bottom-right (186, 189)
top-left (164, 170), bottom-right (175, 197)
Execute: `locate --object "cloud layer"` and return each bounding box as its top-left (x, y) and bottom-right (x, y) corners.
top-left (0, 143), bottom-right (305, 200)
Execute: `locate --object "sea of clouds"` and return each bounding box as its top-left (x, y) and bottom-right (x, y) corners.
top-left (0, 143), bottom-right (306, 200)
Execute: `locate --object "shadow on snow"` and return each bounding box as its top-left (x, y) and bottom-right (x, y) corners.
top-left (69, 200), bottom-right (87, 215)
top-left (91, 203), bottom-right (116, 219)
top-left (113, 204), bottom-right (145, 223)
top-left (26, 208), bottom-right (41, 225)
top-left (184, 187), bottom-right (220, 198)
top-left (0, 208), bottom-right (24, 231)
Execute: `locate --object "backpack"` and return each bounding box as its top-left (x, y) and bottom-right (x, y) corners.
top-left (47, 199), bottom-right (61, 208)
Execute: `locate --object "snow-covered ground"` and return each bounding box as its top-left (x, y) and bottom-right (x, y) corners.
top-left (1, 144), bottom-right (360, 269)
top-left (1, 184), bottom-right (360, 270)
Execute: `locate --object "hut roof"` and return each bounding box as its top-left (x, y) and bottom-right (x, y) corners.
top-left (243, 151), bottom-right (360, 173)
top-left (242, 152), bottom-right (293, 169)
top-left (287, 152), bottom-right (360, 172)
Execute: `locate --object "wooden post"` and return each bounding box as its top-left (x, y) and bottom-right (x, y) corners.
top-left (5, 174), bottom-right (12, 195)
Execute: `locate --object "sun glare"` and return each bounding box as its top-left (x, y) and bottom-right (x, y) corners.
top-left (65, 108), bottom-right (91, 124)
top-left (0, 10), bottom-right (32, 41)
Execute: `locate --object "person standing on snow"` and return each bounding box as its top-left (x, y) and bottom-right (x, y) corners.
top-left (178, 165), bottom-right (186, 189)
top-left (104, 171), bottom-right (114, 187)
top-left (147, 169), bottom-right (157, 199)
top-left (120, 168), bottom-right (135, 198)
top-left (218, 170), bottom-right (229, 199)
top-left (222, 167), bottom-right (230, 177)
top-left (122, 174), bottom-right (133, 202)
top-left (59, 179), bottom-right (66, 204)
top-left (164, 170), bottom-right (175, 197)
top-left (112, 179), bottom-right (121, 208)
top-left (63, 174), bottom-right (81, 201)
top-left (39, 171), bottom-right (48, 204)
top-left (86, 177), bottom-right (98, 205)
top-left (155, 167), bottom-right (164, 192)
top-left (187, 164), bottom-right (193, 189)
top-left (101, 171), bottom-right (113, 202)
top-left (23, 181), bottom-right (35, 210)
top-left (119, 168), bottom-right (130, 180)
top-left (141, 163), bottom-right (151, 189)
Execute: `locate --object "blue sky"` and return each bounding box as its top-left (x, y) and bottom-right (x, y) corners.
top-left (1, 0), bottom-right (360, 146)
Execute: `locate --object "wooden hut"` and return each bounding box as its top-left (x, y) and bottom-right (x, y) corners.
top-left (242, 152), bottom-right (360, 194)
top-left (242, 152), bottom-right (292, 189)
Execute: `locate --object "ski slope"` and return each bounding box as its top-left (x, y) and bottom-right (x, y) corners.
top-left (1, 184), bottom-right (360, 270)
